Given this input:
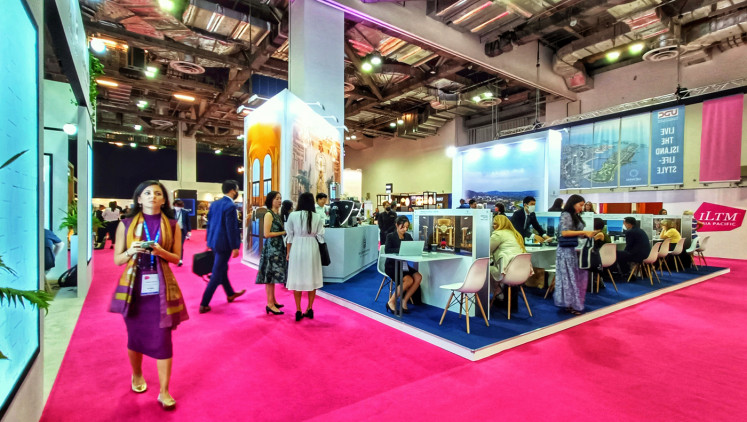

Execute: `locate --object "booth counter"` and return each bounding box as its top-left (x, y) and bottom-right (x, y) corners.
top-left (323, 224), bottom-right (379, 283)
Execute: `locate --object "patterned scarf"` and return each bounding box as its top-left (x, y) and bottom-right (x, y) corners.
top-left (109, 212), bottom-right (189, 328)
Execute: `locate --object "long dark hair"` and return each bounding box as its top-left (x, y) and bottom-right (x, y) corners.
top-left (549, 198), bottom-right (563, 210)
top-left (296, 192), bottom-right (315, 233)
top-left (264, 191), bottom-right (280, 209)
top-left (563, 194), bottom-right (585, 228)
top-left (280, 200), bottom-right (293, 223)
top-left (126, 180), bottom-right (174, 219)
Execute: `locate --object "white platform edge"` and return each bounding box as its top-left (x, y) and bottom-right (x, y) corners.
top-left (318, 267), bottom-right (730, 362)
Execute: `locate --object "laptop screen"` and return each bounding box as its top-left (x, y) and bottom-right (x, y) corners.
top-left (398, 241), bottom-right (425, 256)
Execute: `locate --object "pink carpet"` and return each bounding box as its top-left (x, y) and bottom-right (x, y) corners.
top-left (41, 231), bottom-right (747, 421)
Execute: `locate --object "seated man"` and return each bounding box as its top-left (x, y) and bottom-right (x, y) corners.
top-left (616, 217), bottom-right (651, 272)
top-left (510, 196), bottom-right (551, 243)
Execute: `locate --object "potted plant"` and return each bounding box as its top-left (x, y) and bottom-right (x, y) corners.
top-left (59, 201), bottom-right (104, 266)
top-left (0, 150), bottom-right (53, 359)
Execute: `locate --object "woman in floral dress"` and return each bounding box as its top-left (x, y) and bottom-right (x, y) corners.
top-left (255, 191), bottom-right (287, 315)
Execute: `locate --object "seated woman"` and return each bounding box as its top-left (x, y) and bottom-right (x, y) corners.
top-left (384, 216), bottom-right (423, 314)
top-left (659, 219), bottom-right (681, 249)
top-left (489, 215), bottom-right (526, 308)
top-left (593, 218), bottom-right (608, 248)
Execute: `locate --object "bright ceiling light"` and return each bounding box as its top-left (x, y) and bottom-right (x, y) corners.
top-left (113, 142), bottom-right (124, 147)
top-left (158, 0), bottom-right (175, 11)
top-left (629, 43), bottom-right (645, 54)
top-left (397, 119), bottom-right (404, 125)
top-left (137, 100), bottom-right (148, 109)
top-left (351, 135), bottom-right (357, 140)
top-left (130, 142), bottom-right (137, 148)
top-left (148, 145), bottom-right (158, 150)
top-left (471, 10), bottom-right (511, 33)
top-left (237, 166), bottom-right (245, 173)
top-left (370, 55), bottom-right (382, 66)
top-left (491, 144), bottom-right (508, 158)
top-left (472, 95), bottom-right (481, 102)
top-left (89, 38), bottom-right (106, 54)
top-left (62, 124), bottom-right (77, 135)
top-left (345, 136), bottom-right (351, 140)
top-left (465, 148), bottom-right (483, 162)
top-left (96, 79), bottom-right (118, 87)
top-left (389, 122), bottom-right (396, 128)
top-left (214, 149), bottom-right (222, 155)
top-left (134, 124), bottom-right (142, 131)
top-left (445, 146), bottom-right (457, 158)
top-left (453, 1), bottom-right (492, 25)
top-left (606, 50), bottom-right (621, 61)
top-left (361, 62), bottom-right (373, 72)
top-left (173, 93), bottom-right (196, 102)
top-left (483, 92), bottom-right (493, 98)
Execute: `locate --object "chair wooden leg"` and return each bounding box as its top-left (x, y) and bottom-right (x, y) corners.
top-left (662, 259), bottom-right (672, 275)
top-left (607, 269), bottom-right (618, 292)
top-left (700, 252), bottom-right (707, 267)
top-left (627, 265), bottom-right (637, 282)
top-left (672, 256), bottom-right (679, 272)
top-left (439, 292), bottom-right (454, 325)
top-left (465, 293), bottom-right (471, 334)
top-left (652, 264), bottom-right (661, 284)
top-left (520, 286), bottom-right (533, 317)
top-left (507, 286), bottom-right (512, 320)
top-left (646, 264), bottom-right (653, 285)
top-left (475, 294), bottom-right (489, 327)
top-left (676, 256), bottom-right (684, 271)
top-left (374, 277), bottom-right (387, 301)
top-left (689, 253), bottom-right (699, 270)
top-left (544, 276), bottom-right (555, 299)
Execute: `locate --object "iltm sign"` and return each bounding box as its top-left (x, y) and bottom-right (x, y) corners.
top-left (694, 202), bottom-right (746, 232)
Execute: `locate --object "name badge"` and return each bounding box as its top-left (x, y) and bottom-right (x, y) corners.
top-left (141, 273), bottom-right (160, 296)
top-left (401, 261), bottom-right (409, 272)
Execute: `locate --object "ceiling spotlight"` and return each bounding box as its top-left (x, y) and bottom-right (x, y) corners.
top-left (134, 124), bottom-right (142, 131)
top-left (351, 135), bottom-right (357, 140)
top-left (345, 136), bottom-right (351, 140)
top-left (629, 43), bottom-right (645, 54)
top-left (237, 166), bottom-right (245, 173)
top-left (130, 142), bottom-right (137, 148)
top-left (361, 62), bottom-right (373, 73)
top-left (62, 124), bottom-right (77, 135)
top-left (606, 50), bottom-right (621, 61)
top-left (569, 18), bottom-right (578, 27)
top-left (237, 134), bottom-right (245, 140)
top-left (445, 146), bottom-right (457, 158)
top-left (390, 122), bottom-right (396, 128)
top-left (173, 93), bottom-right (196, 102)
top-left (158, 0), bottom-right (175, 11)
top-left (137, 100), bottom-right (148, 109)
top-left (214, 149), bottom-right (222, 155)
top-left (370, 55), bottom-right (382, 66)
top-left (96, 79), bottom-right (118, 87)
top-left (113, 142), bottom-right (124, 147)
top-left (483, 92), bottom-right (493, 98)
top-left (148, 145), bottom-right (158, 150)
top-left (472, 95), bottom-right (481, 102)
top-left (397, 119), bottom-right (404, 125)
top-left (89, 38), bottom-right (106, 54)
top-left (429, 69), bottom-right (436, 74)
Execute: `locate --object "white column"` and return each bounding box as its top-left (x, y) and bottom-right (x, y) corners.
top-left (76, 106), bottom-right (92, 297)
top-left (177, 122), bottom-right (197, 190)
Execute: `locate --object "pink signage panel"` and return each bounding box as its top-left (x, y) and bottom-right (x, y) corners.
top-left (699, 95), bottom-right (744, 182)
top-left (695, 202), bottom-right (745, 232)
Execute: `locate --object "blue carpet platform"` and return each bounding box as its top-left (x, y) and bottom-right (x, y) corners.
top-left (318, 263), bottom-right (729, 360)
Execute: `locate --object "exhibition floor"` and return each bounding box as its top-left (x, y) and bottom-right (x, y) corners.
top-left (40, 231), bottom-right (747, 421)
top-left (319, 261), bottom-right (728, 359)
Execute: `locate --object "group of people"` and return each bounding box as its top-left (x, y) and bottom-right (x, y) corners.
top-left (108, 180), bottom-right (330, 411)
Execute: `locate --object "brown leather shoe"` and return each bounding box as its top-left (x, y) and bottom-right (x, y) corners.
top-left (227, 289), bottom-right (246, 303)
top-left (199, 305), bottom-right (211, 314)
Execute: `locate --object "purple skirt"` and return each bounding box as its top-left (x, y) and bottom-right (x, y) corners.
top-left (124, 270), bottom-right (173, 359)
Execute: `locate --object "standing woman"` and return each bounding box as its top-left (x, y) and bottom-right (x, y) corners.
top-left (285, 192), bottom-right (325, 321)
top-left (554, 194), bottom-right (597, 315)
top-left (255, 191), bottom-right (287, 315)
top-left (583, 201), bottom-right (596, 214)
top-left (110, 181), bottom-right (188, 410)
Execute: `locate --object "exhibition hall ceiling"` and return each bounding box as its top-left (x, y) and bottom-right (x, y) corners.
top-left (43, 0), bottom-right (747, 154)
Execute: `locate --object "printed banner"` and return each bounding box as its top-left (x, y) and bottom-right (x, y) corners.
top-left (694, 202), bottom-right (746, 232)
top-left (560, 123), bottom-right (594, 189)
top-left (700, 94), bottom-right (744, 182)
top-left (650, 105), bottom-right (685, 185)
top-left (619, 113), bottom-right (650, 187)
top-left (591, 119), bottom-right (620, 188)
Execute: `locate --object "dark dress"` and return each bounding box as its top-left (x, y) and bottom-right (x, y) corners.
top-left (384, 232), bottom-right (418, 280)
top-left (255, 210), bottom-right (287, 284)
top-left (124, 213), bottom-right (175, 359)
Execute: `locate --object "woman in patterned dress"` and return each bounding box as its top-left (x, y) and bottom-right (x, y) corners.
top-left (255, 191), bottom-right (287, 315)
top-left (554, 194), bottom-right (598, 315)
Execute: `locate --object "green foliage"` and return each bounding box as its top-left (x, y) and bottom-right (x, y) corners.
top-left (0, 288), bottom-right (52, 314)
top-left (0, 256), bottom-right (17, 276)
top-left (89, 55), bottom-right (105, 115)
top-left (58, 201), bottom-right (104, 234)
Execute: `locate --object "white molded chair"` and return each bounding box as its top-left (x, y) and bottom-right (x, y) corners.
top-left (374, 245), bottom-right (393, 302)
top-left (685, 239), bottom-right (700, 270)
top-left (668, 238), bottom-right (686, 272)
top-left (594, 243), bottom-right (619, 293)
top-left (694, 236), bottom-right (710, 267)
top-left (438, 257), bottom-right (490, 334)
top-left (656, 238), bottom-right (672, 276)
top-left (543, 266), bottom-right (557, 299)
top-left (629, 242), bottom-right (662, 285)
top-left (497, 253), bottom-right (534, 320)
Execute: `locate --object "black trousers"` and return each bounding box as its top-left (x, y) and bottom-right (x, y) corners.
top-left (106, 221), bottom-right (118, 245)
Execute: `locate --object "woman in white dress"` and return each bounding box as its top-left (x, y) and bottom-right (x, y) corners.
top-left (285, 192), bottom-right (325, 321)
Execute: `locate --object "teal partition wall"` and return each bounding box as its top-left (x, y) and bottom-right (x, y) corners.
top-left (0, 0), bottom-right (41, 416)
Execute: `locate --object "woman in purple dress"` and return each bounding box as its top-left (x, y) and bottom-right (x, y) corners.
top-left (554, 194), bottom-right (598, 315)
top-left (110, 181), bottom-right (188, 410)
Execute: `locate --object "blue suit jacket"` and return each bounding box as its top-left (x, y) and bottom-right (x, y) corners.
top-left (175, 209), bottom-right (191, 234)
top-left (206, 196), bottom-right (241, 252)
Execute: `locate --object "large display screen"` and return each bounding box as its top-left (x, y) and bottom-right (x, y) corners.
top-left (460, 138), bottom-right (545, 212)
top-left (0, 0), bottom-right (40, 415)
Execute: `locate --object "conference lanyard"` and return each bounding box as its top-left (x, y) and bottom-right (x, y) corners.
top-left (143, 222), bottom-right (161, 269)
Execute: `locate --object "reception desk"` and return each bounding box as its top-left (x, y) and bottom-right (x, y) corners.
top-left (322, 225), bottom-right (379, 283)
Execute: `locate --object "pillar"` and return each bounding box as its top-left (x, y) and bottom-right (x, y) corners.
top-left (177, 122), bottom-right (197, 190)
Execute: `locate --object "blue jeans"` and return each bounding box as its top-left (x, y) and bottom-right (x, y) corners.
top-left (200, 250), bottom-right (235, 306)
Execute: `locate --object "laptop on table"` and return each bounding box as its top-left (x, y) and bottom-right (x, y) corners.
top-left (397, 241), bottom-right (425, 257)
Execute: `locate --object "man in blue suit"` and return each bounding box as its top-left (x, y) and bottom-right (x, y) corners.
top-left (199, 180), bottom-right (246, 313)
